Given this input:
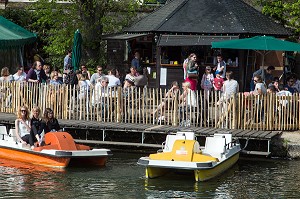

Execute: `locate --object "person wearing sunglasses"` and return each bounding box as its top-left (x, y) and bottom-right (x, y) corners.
top-left (15, 106), bottom-right (35, 149)
top-left (252, 75), bottom-right (267, 95)
top-left (42, 108), bottom-right (61, 133)
top-left (284, 76), bottom-right (297, 94)
top-left (90, 66), bottom-right (104, 86)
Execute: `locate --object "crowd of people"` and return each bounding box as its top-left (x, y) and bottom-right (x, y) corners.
top-left (15, 106), bottom-right (60, 149)
top-left (0, 50), bottom-right (150, 103)
top-left (182, 53), bottom-right (300, 99)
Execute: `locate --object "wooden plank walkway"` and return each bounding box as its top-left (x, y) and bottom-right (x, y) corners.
top-left (0, 112), bottom-right (281, 141)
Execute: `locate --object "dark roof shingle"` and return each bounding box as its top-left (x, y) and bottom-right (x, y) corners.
top-left (125, 0), bottom-right (291, 36)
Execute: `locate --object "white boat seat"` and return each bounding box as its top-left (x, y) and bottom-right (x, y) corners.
top-left (0, 126), bottom-right (8, 140)
top-left (202, 136), bottom-right (226, 160)
top-left (176, 131), bottom-right (195, 140)
top-left (163, 134), bottom-right (186, 152)
top-left (214, 134), bottom-right (232, 146)
top-left (8, 129), bottom-right (18, 143)
top-left (0, 126), bottom-right (7, 135)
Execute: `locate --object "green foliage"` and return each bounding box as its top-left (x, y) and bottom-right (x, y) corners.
top-left (28, 0), bottom-right (79, 68)
top-left (2, 0), bottom-right (141, 70)
top-left (260, 0), bottom-right (300, 35)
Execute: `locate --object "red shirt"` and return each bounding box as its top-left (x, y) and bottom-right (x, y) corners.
top-left (185, 77), bottom-right (197, 91)
top-left (213, 77), bottom-right (224, 91)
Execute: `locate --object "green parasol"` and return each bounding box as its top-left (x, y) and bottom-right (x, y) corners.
top-left (72, 29), bottom-right (82, 71)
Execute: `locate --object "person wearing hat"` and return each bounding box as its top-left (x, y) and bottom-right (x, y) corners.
top-left (213, 70), bottom-right (224, 92)
top-left (123, 76), bottom-right (135, 97)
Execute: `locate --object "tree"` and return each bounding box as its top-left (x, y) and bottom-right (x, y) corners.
top-left (259, 0), bottom-right (300, 35)
top-left (26, 0), bottom-right (141, 69)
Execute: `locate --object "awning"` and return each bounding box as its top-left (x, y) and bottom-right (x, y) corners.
top-left (158, 35), bottom-right (239, 46)
top-left (0, 16), bottom-right (37, 49)
top-left (102, 33), bottom-right (150, 40)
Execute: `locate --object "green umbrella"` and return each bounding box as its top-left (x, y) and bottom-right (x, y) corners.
top-left (212, 35), bottom-right (300, 51)
top-left (72, 29), bottom-right (82, 71)
top-left (212, 35), bottom-right (300, 80)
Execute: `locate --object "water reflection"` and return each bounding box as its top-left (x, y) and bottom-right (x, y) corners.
top-left (143, 164), bottom-right (238, 199)
top-left (1, 154), bottom-right (300, 198)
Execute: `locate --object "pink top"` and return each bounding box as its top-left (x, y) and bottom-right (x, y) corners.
top-left (185, 77), bottom-right (197, 91)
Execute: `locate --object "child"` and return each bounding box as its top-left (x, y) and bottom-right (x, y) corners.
top-left (201, 66), bottom-right (214, 91)
top-left (201, 66), bottom-right (214, 101)
top-left (213, 71), bottom-right (224, 92)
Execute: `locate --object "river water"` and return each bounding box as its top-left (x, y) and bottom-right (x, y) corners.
top-left (0, 152), bottom-right (299, 199)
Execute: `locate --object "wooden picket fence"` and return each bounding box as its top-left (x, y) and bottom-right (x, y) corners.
top-left (0, 82), bottom-right (299, 130)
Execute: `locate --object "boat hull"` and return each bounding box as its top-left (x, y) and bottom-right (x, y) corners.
top-left (142, 153), bottom-right (240, 182)
top-left (0, 147), bottom-right (70, 168)
top-left (0, 132), bottom-right (112, 168)
top-left (194, 153), bottom-right (239, 181)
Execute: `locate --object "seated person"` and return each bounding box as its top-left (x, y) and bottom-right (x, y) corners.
top-left (43, 108), bottom-right (61, 133)
top-left (284, 76), bottom-right (297, 94)
top-left (152, 81), bottom-right (179, 116)
top-left (30, 106), bottom-right (44, 145)
top-left (15, 106), bottom-right (35, 149)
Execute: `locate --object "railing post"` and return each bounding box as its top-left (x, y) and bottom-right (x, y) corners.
top-left (117, 87), bottom-right (122, 123)
top-left (173, 92), bottom-right (178, 126)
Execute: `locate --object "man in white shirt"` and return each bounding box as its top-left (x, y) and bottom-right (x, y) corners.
top-left (105, 68), bottom-right (120, 88)
top-left (13, 67), bottom-right (26, 82)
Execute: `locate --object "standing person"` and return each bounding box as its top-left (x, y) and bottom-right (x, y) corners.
top-left (131, 51), bottom-right (141, 71)
top-left (106, 68), bottom-right (121, 88)
top-left (251, 75), bottom-right (267, 95)
top-left (201, 66), bottom-right (214, 103)
top-left (201, 66), bottom-right (214, 92)
top-left (15, 106), bottom-right (35, 149)
top-left (183, 53), bottom-right (196, 80)
top-left (213, 71), bottom-right (224, 93)
top-left (186, 54), bottom-right (198, 78)
top-left (213, 54), bottom-right (226, 79)
top-left (222, 71), bottom-right (239, 99)
top-left (64, 50), bottom-right (72, 73)
top-left (43, 108), bottom-right (61, 133)
top-left (13, 66), bottom-right (27, 82)
top-left (0, 67), bottom-right (14, 82)
top-left (26, 61), bottom-right (48, 83)
top-left (250, 65), bottom-right (275, 91)
top-left (90, 65), bottom-right (104, 86)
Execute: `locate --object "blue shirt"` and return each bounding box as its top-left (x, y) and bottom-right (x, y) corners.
top-left (131, 58), bottom-right (140, 70)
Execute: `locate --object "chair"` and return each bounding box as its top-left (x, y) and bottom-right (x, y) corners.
top-left (202, 136), bottom-right (226, 160)
top-left (0, 126), bottom-right (7, 140)
top-left (214, 133), bottom-right (232, 145)
top-left (8, 129), bottom-right (18, 143)
top-left (163, 134), bottom-right (186, 152)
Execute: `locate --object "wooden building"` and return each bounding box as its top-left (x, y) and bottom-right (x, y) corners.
top-left (105, 0), bottom-right (291, 90)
